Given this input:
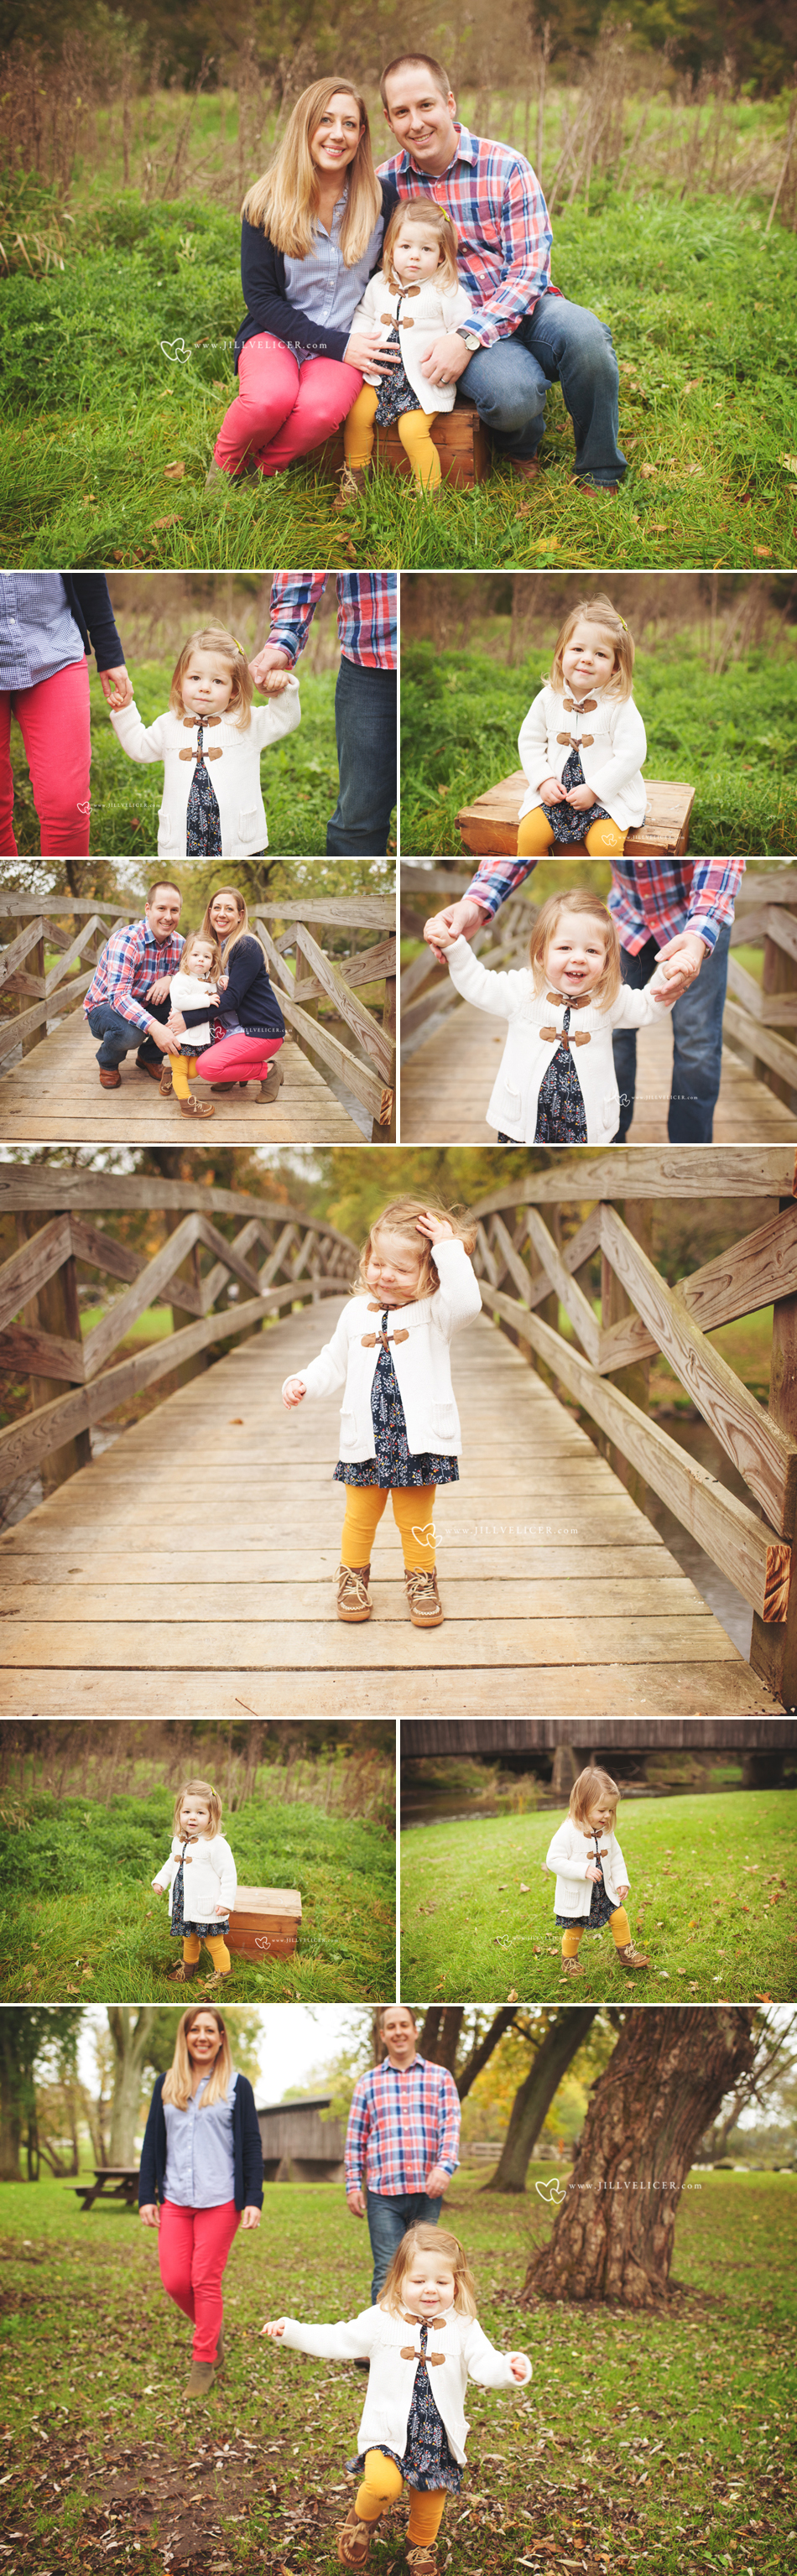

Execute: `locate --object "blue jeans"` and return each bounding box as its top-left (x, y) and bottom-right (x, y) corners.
top-left (365, 2188), bottom-right (443, 2306)
top-left (460, 291), bottom-right (625, 482)
top-left (612, 923), bottom-right (732, 1143)
top-left (326, 658), bottom-right (397, 856)
top-left (86, 995), bottom-right (170, 1069)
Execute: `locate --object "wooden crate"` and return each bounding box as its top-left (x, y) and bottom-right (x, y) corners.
top-left (456, 772), bottom-right (695, 859)
top-left (227, 1884), bottom-right (301, 1961)
top-left (315, 395), bottom-right (490, 489)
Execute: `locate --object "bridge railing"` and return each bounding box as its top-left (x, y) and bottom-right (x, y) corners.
top-left (467, 1147), bottom-right (797, 1709)
top-left (725, 866), bottom-right (797, 1114)
top-left (0, 898), bottom-right (129, 1064)
top-left (0, 1172), bottom-right (357, 1506)
top-left (399, 863), bottom-right (532, 1048)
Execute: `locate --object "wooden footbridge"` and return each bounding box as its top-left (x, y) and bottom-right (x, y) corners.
top-left (400, 865), bottom-right (797, 1145)
top-left (0, 891), bottom-right (396, 1143)
top-left (0, 1155), bottom-right (794, 1715)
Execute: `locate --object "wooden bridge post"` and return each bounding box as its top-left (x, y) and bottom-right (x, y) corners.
top-left (750, 1257), bottom-right (797, 1710)
top-left (15, 1213), bottom-right (91, 1493)
top-left (758, 903), bottom-right (797, 1111)
top-left (18, 919), bottom-right (46, 1058)
top-left (598, 1200), bottom-right (653, 1512)
top-left (378, 971), bottom-right (397, 1142)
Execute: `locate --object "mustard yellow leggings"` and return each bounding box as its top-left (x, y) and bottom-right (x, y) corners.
top-left (182, 1930), bottom-right (232, 1971)
top-left (171, 1053), bottom-right (199, 1098)
top-left (562, 1905), bottom-right (631, 1959)
top-left (341, 1481), bottom-right (436, 1573)
top-left (345, 382), bottom-right (440, 490)
top-left (517, 809), bottom-right (627, 857)
top-left (356, 2450), bottom-right (445, 2545)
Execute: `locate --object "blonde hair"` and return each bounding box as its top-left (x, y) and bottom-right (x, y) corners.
top-left (161, 2008), bottom-right (232, 2110)
top-left (529, 889), bottom-right (622, 1012)
top-left (170, 627), bottom-right (253, 731)
top-left (356, 1195), bottom-right (477, 1300)
top-left (383, 197), bottom-right (459, 294)
top-left (550, 592), bottom-right (635, 700)
top-left (180, 930), bottom-right (222, 981)
top-left (569, 1766), bottom-right (621, 1829)
top-left (199, 885), bottom-right (268, 971)
top-left (172, 1777), bottom-right (223, 1837)
top-left (242, 78), bottom-right (381, 264)
top-left (380, 2224), bottom-right (477, 2320)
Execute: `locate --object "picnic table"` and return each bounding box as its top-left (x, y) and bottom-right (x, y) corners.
top-left (74, 2165), bottom-right (139, 2213)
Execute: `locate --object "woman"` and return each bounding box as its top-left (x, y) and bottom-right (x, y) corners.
top-left (138, 2006), bottom-right (263, 2399)
top-left (0, 573), bottom-right (131, 856)
top-left (209, 78), bottom-right (399, 483)
top-left (165, 884), bottom-right (286, 1106)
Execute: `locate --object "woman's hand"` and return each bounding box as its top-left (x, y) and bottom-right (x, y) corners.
top-left (567, 783), bottom-right (596, 812)
top-left (416, 1212), bottom-right (454, 1245)
top-left (167, 1009), bottom-right (187, 1034)
top-left (262, 2317), bottom-right (286, 2338)
top-left (508, 2350), bottom-right (530, 2381)
top-left (100, 664), bottom-right (133, 711)
top-left (283, 1376), bottom-right (306, 1408)
top-left (342, 330), bottom-right (401, 375)
top-left (538, 776), bottom-right (566, 804)
top-left (586, 1862), bottom-right (603, 1882)
top-left (241, 2205), bottom-right (261, 2231)
top-left (139, 2203), bottom-right (159, 2230)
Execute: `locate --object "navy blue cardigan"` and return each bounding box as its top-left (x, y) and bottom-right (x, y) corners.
top-left (218, 932), bottom-right (285, 1041)
top-left (234, 177), bottom-right (399, 371)
top-left (138, 2071), bottom-right (264, 2210)
top-left (63, 575), bottom-right (124, 674)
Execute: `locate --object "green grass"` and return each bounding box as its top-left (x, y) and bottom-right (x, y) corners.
top-left (0, 2166), bottom-right (794, 2573)
top-left (0, 1791), bottom-right (395, 2003)
top-left (399, 638), bottom-right (797, 855)
top-left (1, 189), bottom-right (795, 570)
top-left (400, 1791), bottom-right (797, 2004)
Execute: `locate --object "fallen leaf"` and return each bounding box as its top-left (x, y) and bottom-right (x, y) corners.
top-left (683, 378), bottom-right (702, 393)
top-left (345, 539), bottom-right (357, 561)
top-left (781, 453), bottom-right (797, 473)
top-left (164, 460), bottom-right (185, 480)
top-left (755, 545), bottom-right (772, 557)
top-left (753, 1992), bottom-right (772, 2002)
top-left (639, 461), bottom-right (659, 477)
top-left (518, 1881), bottom-right (530, 1891)
top-left (507, 1988), bottom-right (518, 2002)
top-left (153, 514), bottom-right (179, 531)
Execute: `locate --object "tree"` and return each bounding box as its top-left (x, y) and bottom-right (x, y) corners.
top-left (107, 2008), bottom-right (160, 2162)
top-left (0, 2009), bottom-right (83, 2180)
top-left (483, 2007), bottom-right (600, 2190)
top-left (522, 2006), bottom-right (758, 2308)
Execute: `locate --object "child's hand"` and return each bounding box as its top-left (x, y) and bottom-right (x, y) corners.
top-left (151, 1878), bottom-right (164, 1892)
top-left (567, 784), bottom-right (597, 812)
top-left (283, 1376), bottom-right (306, 1408)
top-left (431, 921), bottom-right (457, 952)
top-left (416, 1210), bottom-right (454, 1245)
top-left (256, 664), bottom-right (294, 696)
top-left (616, 1882), bottom-right (629, 1900)
top-left (213, 1903), bottom-right (227, 1915)
top-left (649, 975), bottom-right (677, 1012)
top-left (538, 775), bottom-right (566, 804)
top-left (586, 1862), bottom-right (603, 1882)
top-left (508, 2351), bottom-right (530, 2381)
top-left (262, 2318), bottom-right (286, 2339)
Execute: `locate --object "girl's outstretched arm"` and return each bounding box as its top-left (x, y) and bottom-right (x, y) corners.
top-left (462, 2318), bottom-right (532, 2388)
top-left (444, 935), bottom-right (532, 1023)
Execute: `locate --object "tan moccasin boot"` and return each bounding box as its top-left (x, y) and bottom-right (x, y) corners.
top-left (336, 2502), bottom-right (375, 2568)
top-left (615, 1941), bottom-right (649, 1971)
top-left (336, 1563), bottom-right (372, 1622)
top-left (404, 1567), bottom-right (444, 1627)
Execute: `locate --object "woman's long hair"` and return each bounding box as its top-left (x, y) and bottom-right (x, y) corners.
top-left (162, 2009), bottom-right (233, 2110)
top-left (199, 885), bottom-right (268, 969)
top-left (242, 78), bottom-right (381, 263)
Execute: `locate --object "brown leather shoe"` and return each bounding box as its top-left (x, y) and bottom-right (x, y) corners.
top-left (336, 1563), bottom-right (372, 1622)
top-left (185, 2360), bottom-right (216, 2398)
top-left (98, 1066), bottom-right (122, 1088)
top-left (334, 465), bottom-right (369, 511)
top-left (614, 1941), bottom-right (649, 1970)
top-left (404, 1567), bottom-right (444, 1627)
top-left (167, 1960), bottom-right (197, 1982)
top-left (560, 1955), bottom-right (584, 1976)
top-left (260, 1059), bottom-right (285, 1103)
top-left (136, 1050), bottom-right (164, 1080)
top-left (336, 2504), bottom-right (374, 2568)
top-left (575, 478), bottom-right (619, 498)
top-left (504, 455), bottom-right (541, 481)
top-left (178, 1095), bottom-right (215, 1118)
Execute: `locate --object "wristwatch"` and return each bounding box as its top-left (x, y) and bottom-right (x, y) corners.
top-left (456, 327), bottom-right (481, 352)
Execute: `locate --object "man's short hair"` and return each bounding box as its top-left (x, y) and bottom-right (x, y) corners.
top-left (378, 2004), bottom-right (418, 2030)
top-left (380, 54), bottom-right (452, 110)
top-left (147, 880), bottom-right (182, 906)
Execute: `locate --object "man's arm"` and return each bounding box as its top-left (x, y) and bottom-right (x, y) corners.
top-left (254, 574), bottom-right (329, 678)
top-left (424, 859), bottom-right (539, 958)
top-left (425, 2066), bottom-right (461, 2195)
top-left (419, 154), bottom-right (553, 386)
top-left (344, 2079), bottom-right (370, 2214)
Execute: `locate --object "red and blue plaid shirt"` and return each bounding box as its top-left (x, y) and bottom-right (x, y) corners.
top-left (83, 919), bottom-right (185, 1035)
top-left (466, 857), bottom-right (745, 955)
top-left (268, 574), bottom-right (397, 672)
top-left (345, 2054), bottom-right (461, 2196)
top-left (378, 124), bottom-right (553, 344)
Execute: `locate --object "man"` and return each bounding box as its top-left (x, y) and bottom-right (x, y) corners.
top-left (83, 881), bottom-right (185, 1090)
top-left (345, 2004), bottom-right (461, 2311)
top-left (424, 856), bottom-right (746, 1142)
top-left (378, 54), bottom-right (625, 495)
top-left (249, 572), bottom-right (397, 856)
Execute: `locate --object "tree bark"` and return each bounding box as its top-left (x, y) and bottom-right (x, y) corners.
top-left (522, 2006), bottom-right (758, 2308)
top-left (107, 2008), bottom-right (159, 2162)
top-left (485, 2008), bottom-right (598, 2192)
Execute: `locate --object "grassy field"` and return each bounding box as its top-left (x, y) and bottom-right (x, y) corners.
top-left (398, 638), bottom-right (797, 855)
top-left (0, 2165), bottom-right (794, 2573)
top-left (399, 1791), bottom-right (796, 2004)
top-left (1, 187), bottom-right (795, 571)
top-left (0, 1790), bottom-right (395, 2004)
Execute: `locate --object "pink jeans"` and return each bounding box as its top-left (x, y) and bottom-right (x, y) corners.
top-left (159, 2199), bottom-right (240, 2361)
top-left (0, 658), bottom-right (91, 855)
top-left (194, 1031), bottom-right (284, 1083)
top-left (213, 334), bottom-right (362, 477)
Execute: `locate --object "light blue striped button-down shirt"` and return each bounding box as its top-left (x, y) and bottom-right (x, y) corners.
top-left (163, 2073), bottom-right (238, 2208)
top-left (284, 195), bottom-right (386, 363)
top-left (0, 574), bottom-right (86, 693)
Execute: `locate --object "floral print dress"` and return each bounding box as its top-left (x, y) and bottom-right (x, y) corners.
top-left (334, 1311), bottom-right (459, 1490)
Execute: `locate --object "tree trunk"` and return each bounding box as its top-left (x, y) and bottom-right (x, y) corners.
top-left (484, 2008), bottom-right (597, 2192)
top-left (0, 2060), bottom-right (23, 2179)
top-left (107, 2008), bottom-right (159, 2162)
top-left (522, 2007), bottom-right (757, 2308)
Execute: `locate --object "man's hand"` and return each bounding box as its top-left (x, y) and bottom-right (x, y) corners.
top-left (150, 1023), bottom-right (181, 1056)
top-left (283, 1376), bottom-right (306, 1409)
top-left (425, 2164), bottom-right (450, 2199)
top-left (138, 2203), bottom-right (159, 2230)
top-left (342, 329), bottom-right (402, 375)
top-left (249, 642), bottom-right (293, 690)
top-left (346, 2188), bottom-right (366, 2219)
top-left (654, 929), bottom-right (708, 998)
top-left (147, 976), bottom-right (173, 1006)
top-left (567, 783), bottom-right (596, 813)
top-left (241, 2205), bottom-right (261, 2230)
top-left (537, 776), bottom-right (566, 805)
top-left (424, 895), bottom-right (485, 961)
top-left (419, 332), bottom-right (471, 389)
top-left (100, 664), bottom-right (133, 710)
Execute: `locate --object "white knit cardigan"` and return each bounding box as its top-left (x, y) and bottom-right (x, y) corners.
top-left (279, 2304), bottom-right (531, 2464)
top-left (544, 1818), bottom-right (628, 1918)
top-left (109, 681), bottom-right (300, 856)
top-left (518, 684), bottom-right (647, 830)
top-left (444, 936), bottom-right (669, 1145)
top-left (348, 272), bottom-right (477, 410)
top-left (283, 1239), bottom-right (482, 1461)
top-left (153, 1833), bottom-right (237, 1924)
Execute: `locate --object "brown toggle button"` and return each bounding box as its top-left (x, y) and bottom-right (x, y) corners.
top-left (182, 714), bottom-right (221, 727)
top-left (563, 695), bottom-right (597, 713)
top-left (381, 312), bottom-right (394, 324)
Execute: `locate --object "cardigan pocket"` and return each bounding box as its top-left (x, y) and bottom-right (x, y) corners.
top-left (340, 1408), bottom-right (357, 1443)
top-left (431, 1401), bottom-right (456, 1439)
top-left (158, 805), bottom-right (180, 854)
top-left (237, 807), bottom-right (260, 842)
top-left (500, 1083), bottom-right (523, 1121)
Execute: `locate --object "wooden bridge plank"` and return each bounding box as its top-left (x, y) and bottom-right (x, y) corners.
top-left (0, 1575), bottom-right (701, 1621)
top-left (0, 1666), bottom-right (781, 1717)
top-left (0, 1011), bottom-right (365, 1142)
top-left (0, 1619), bottom-right (735, 1668)
top-left (399, 1000), bottom-right (797, 1145)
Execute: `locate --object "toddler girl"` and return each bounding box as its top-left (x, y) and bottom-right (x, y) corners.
top-left (108, 623), bottom-right (300, 857)
top-left (152, 1777), bottom-right (237, 1991)
top-left (263, 2222), bottom-right (530, 2573)
top-left (516, 594), bottom-right (647, 857)
top-left (440, 887), bottom-right (674, 1145)
top-left (160, 929), bottom-right (221, 1121)
top-left (282, 1197), bottom-right (482, 1629)
top-left (341, 202), bottom-right (478, 495)
top-left (545, 1766), bottom-right (649, 1975)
